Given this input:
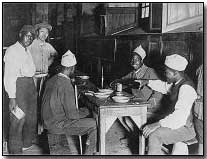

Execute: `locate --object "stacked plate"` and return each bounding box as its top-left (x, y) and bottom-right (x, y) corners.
top-left (94, 89), bottom-right (113, 99)
top-left (112, 96), bottom-right (130, 103)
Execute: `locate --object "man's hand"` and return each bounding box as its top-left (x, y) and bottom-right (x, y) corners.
top-left (142, 122), bottom-right (161, 138)
top-left (135, 79), bottom-right (149, 89)
top-left (9, 98), bottom-right (17, 112)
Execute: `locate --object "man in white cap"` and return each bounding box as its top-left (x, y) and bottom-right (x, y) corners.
top-left (112, 45), bottom-right (162, 144)
top-left (140, 53), bottom-right (197, 155)
top-left (42, 50), bottom-right (97, 155)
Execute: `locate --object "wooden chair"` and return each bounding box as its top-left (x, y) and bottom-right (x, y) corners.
top-left (74, 84), bottom-right (83, 155)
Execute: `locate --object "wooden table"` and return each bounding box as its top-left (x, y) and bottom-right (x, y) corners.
top-left (83, 94), bottom-right (150, 155)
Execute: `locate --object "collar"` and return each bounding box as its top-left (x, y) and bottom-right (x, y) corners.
top-left (58, 73), bottom-right (70, 80)
top-left (175, 79), bottom-right (182, 85)
top-left (17, 41), bottom-right (28, 52)
top-left (134, 64), bottom-right (146, 74)
top-left (35, 39), bottom-right (46, 46)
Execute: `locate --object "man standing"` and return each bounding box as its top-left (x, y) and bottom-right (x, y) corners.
top-left (42, 50), bottom-right (97, 155)
top-left (29, 22), bottom-right (57, 75)
top-left (4, 25), bottom-right (37, 154)
top-left (29, 22), bottom-right (57, 133)
top-left (141, 53), bottom-right (197, 155)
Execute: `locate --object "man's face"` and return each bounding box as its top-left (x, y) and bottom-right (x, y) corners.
top-left (20, 32), bottom-right (34, 47)
top-left (37, 28), bottom-right (49, 41)
top-left (130, 54), bottom-right (143, 70)
top-left (165, 67), bottom-right (176, 83)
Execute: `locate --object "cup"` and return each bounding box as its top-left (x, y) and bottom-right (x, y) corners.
top-left (116, 83), bottom-right (122, 92)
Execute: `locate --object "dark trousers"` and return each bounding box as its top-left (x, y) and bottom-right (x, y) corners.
top-left (147, 126), bottom-right (196, 155)
top-left (8, 77), bottom-right (37, 154)
top-left (63, 118), bottom-right (97, 155)
top-left (194, 117), bottom-right (203, 144)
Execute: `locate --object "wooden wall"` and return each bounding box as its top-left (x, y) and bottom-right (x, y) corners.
top-left (77, 32), bottom-right (203, 86)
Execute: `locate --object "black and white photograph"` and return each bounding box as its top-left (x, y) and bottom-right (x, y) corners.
top-left (2, 2), bottom-right (204, 156)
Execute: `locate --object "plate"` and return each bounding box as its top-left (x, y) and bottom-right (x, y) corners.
top-left (98, 89), bottom-right (113, 94)
top-left (112, 96), bottom-right (130, 103)
top-left (77, 75), bottom-right (90, 80)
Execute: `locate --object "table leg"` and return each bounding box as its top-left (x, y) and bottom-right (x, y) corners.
top-left (131, 115), bottom-right (147, 155)
top-left (99, 113), bottom-right (106, 155)
top-left (99, 115), bottom-right (117, 155)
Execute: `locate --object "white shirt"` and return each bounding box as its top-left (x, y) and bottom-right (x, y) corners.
top-left (148, 80), bottom-right (197, 129)
top-left (4, 42), bottom-right (36, 98)
top-left (29, 39), bottom-right (57, 73)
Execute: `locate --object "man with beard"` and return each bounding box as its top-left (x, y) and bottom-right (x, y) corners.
top-left (4, 25), bottom-right (37, 154)
top-left (141, 53), bottom-right (197, 155)
top-left (42, 50), bottom-right (97, 155)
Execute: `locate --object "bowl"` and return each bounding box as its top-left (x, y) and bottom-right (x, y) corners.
top-left (112, 96), bottom-right (130, 103)
top-left (98, 89), bottom-right (113, 94)
top-left (77, 75), bottom-right (90, 80)
top-left (94, 92), bottom-right (110, 99)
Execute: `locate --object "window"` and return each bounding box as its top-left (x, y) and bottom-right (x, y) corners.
top-left (141, 3), bottom-right (150, 18)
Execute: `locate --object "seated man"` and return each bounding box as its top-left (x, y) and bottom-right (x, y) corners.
top-left (141, 53), bottom-right (197, 155)
top-left (42, 50), bottom-right (97, 155)
top-left (111, 45), bottom-right (163, 141)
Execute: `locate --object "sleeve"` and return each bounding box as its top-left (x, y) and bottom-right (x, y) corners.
top-left (159, 85), bottom-right (197, 129)
top-left (147, 68), bottom-right (159, 79)
top-left (62, 82), bottom-right (80, 120)
top-left (48, 43), bottom-right (57, 57)
top-left (148, 80), bottom-right (172, 94)
top-left (121, 72), bottom-right (133, 80)
top-left (3, 48), bottom-right (20, 98)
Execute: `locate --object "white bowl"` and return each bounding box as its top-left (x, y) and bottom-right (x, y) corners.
top-left (112, 96), bottom-right (130, 103)
top-left (94, 92), bottom-right (110, 99)
top-left (98, 89), bottom-right (113, 94)
top-left (77, 75), bottom-right (90, 80)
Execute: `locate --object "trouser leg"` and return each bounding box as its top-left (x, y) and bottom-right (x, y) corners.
top-left (22, 104), bottom-right (37, 147)
top-left (147, 126), bottom-right (195, 155)
top-left (8, 114), bottom-right (25, 154)
top-left (147, 130), bottom-right (164, 155)
top-left (64, 118), bottom-right (97, 155)
top-left (85, 126), bottom-right (97, 155)
top-left (16, 77), bottom-right (38, 147)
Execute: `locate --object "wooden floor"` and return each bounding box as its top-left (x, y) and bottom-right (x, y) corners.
top-left (3, 119), bottom-right (200, 155)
